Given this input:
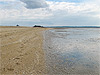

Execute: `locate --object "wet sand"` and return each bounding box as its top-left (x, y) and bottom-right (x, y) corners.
top-left (0, 26), bottom-right (50, 75)
top-left (44, 28), bottom-right (100, 75)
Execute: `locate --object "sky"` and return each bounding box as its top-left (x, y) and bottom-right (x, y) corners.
top-left (0, 0), bottom-right (100, 26)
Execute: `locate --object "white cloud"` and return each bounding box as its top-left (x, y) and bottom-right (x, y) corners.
top-left (47, 1), bottom-right (100, 25)
top-left (0, 1), bottom-right (25, 9)
top-left (0, 0), bottom-right (16, 1)
top-left (47, 1), bottom-right (100, 17)
top-left (0, 8), bottom-right (52, 21)
top-left (0, 0), bottom-right (100, 26)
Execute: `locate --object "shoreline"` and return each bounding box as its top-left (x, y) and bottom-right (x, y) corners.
top-left (1, 26), bottom-right (100, 28)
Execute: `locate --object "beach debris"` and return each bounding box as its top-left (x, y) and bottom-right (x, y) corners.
top-left (13, 57), bottom-right (20, 60)
top-left (16, 63), bottom-right (20, 65)
top-left (7, 68), bottom-right (14, 71)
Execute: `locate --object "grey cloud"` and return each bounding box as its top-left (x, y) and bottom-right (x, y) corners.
top-left (20, 0), bottom-right (48, 9)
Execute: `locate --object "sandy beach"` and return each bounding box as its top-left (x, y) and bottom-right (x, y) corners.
top-left (0, 26), bottom-right (50, 75)
top-left (0, 26), bottom-right (100, 75)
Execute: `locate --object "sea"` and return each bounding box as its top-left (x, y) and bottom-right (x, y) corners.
top-left (44, 25), bottom-right (100, 28)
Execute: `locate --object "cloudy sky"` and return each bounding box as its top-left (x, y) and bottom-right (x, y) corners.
top-left (0, 0), bottom-right (100, 26)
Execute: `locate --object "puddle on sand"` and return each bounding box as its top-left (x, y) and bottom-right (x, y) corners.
top-left (43, 28), bottom-right (100, 75)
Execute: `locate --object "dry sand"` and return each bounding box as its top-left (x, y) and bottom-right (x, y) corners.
top-left (0, 26), bottom-right (50, 75)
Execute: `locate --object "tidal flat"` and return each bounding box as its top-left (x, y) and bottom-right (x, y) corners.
top-left (44, 28), bottom-right (100, 75)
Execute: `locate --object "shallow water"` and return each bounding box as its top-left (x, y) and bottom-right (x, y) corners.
top-left (43, 28), bottom-right (100, 75)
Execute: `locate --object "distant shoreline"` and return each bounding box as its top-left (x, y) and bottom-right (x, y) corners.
top-left (0, 26), bottom-right (100, 28)
top-left (44, 26), bottom-right (100, 28)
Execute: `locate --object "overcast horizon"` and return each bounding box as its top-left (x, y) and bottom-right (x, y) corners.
top-left (0, 0), bottom-right (100, 26)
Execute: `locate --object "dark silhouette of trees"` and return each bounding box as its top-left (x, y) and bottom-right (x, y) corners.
top-left (33, 25), bottom-right (43, 27)
top-left (16, 25), bottom-right (19, 26)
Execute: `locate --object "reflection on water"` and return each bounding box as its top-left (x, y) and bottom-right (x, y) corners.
top-left (43, 28), bottom-right (100, 75)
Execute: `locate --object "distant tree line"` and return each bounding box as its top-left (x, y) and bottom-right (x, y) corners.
top-left (16, 25), bottom-right (19, 26)
top-left (33, 25), bottom-right (43, 27)
top-left (15, 24), bottom-right (44, 27)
